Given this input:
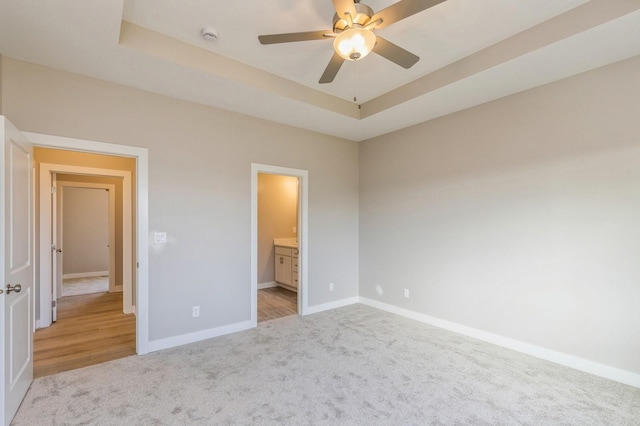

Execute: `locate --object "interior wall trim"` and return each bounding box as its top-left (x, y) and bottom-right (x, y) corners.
top-left (251, 163), bottom-right (309, 325)
top-left (257, 281), bottom-right (278, 290)
top-left (305, 297), bottom-right (360, 316)
top-left (358, 297), bottom-right (640, 389)
top-left (25, 131), bottom-right (150, 355)
top-left (62, 271), bottom-right (109, 279)
top-left (147, 320), bottom-right (253, 353)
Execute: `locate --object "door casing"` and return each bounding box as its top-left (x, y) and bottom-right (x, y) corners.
top-left (25, 132), bottom-right (150, 355)
top-left (39, 164), bottom-right (132, 322)
top-left (251, 163), bottom-right (309, 325)
top-left (56, 181), bottom-right (117, 296)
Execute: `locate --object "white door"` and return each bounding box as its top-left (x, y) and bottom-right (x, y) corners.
top-left (0, 117), bottom-right (34, 425)
top-left (51, 174), bottom-right (60, 321)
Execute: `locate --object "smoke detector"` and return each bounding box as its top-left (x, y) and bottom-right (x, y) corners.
top-left (201, 27), bottom-right (219, 41)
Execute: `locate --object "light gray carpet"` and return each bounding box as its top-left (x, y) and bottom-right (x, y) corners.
top-left (62, 276), bottom-right (109, 297)
top-left (13, 304), bottom-right (640, 425)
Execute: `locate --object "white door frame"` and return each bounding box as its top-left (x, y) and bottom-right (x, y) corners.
top-left (25, 132), bottom-right (150, 355)
top-left (251, 163), bottom-right (309, 325)
top-left (39, 164), bottom-right (132, 319)
top-left (56, 181), bottom-right (117, 294)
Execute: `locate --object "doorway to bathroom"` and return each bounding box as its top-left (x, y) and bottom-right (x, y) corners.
top-left (257, 173), bottom-right (299, 321)
top-left (251, 164), bottom-right (309, 325)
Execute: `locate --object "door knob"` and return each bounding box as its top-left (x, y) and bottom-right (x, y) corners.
top-left (6, 284), bottom-right (22, 294)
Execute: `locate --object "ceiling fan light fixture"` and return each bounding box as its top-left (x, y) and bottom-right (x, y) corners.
top-left (333, 27), bottom-right (376, 61)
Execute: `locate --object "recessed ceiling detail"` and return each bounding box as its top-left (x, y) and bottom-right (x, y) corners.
top-left (1, 0), bottom-right (639, 140)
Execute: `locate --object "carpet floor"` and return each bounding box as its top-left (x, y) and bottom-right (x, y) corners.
top-left (62, 276), bottom-right (109, 297)
top-left (12, 304), bottom-right (640, 425)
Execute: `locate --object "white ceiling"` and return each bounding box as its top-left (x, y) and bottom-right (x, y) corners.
top-left (1, 0), bottom-right (639, 141)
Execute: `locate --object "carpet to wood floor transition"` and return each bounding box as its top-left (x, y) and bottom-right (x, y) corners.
top-left (15, 304), bottom-right (640, 425)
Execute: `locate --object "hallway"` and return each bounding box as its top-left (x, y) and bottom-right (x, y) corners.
top-left (34, 291), bottom-right (136, 378)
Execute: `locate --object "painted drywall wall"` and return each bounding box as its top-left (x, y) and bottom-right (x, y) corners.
top-left (258, 174), bottom-right (298, 284)
top-left (2, 58), bottom-right (359, 342)
top-left (62, 187), bottom-right (109, 274)
top-left (0, 55), bottom-right (3, 115)
top-left (56, 173), bottom-right (125, 286)
top-left (359, 55), bottom-right (640, 375)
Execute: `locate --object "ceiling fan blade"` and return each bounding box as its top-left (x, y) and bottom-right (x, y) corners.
top-left (332, 0), bottom-right (358, 20)
top-left (319, 52), bottom-right (346, 84)
top-left (258, 31), bottom-right (330, 45)
top-left (373, 37), bottom-right (419, 69)
top-left (371, 0), bottom-right (447, 29)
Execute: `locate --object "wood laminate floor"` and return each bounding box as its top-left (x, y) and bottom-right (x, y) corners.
top-left (258, 287), bottom-right (298, 322)
top-left (34, 287), bottom-right (297, 378)
top-left (33, 291), bottom-right (136, 378)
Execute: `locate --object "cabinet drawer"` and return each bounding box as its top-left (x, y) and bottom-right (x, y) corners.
top-left (275, 247), bottom-right (292, 256)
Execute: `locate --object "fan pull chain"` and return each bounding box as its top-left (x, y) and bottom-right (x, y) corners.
top-left (354, 60), bottom-right (359, 104)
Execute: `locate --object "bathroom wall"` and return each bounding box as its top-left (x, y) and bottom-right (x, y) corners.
top-left (257, 173), bottom-right (298, 285)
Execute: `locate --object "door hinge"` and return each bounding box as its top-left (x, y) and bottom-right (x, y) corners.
top-left (52, 300), bottom-right (56, 308)
top-left (136, 262), bottom-right (139, 269)
top-left (51, 186), bottom-right (56, 194)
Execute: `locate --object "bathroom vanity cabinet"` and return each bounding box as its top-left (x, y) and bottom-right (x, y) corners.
top-left (275, 245), bottom-right (298, 292)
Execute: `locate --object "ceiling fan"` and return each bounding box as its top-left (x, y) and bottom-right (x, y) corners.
top-left (258, 0), bottom-right (447, 84)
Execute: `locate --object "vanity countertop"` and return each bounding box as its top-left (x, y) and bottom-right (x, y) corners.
top-left (274, 238), bottom-right (298, 249)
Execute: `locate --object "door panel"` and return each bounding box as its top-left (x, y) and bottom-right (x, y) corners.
top-left (1, 117), bottom-right (34, 426)
top-left (9, 141), bottom-right (30, 272)
top-left (9, 290), bottom-right (30, 384)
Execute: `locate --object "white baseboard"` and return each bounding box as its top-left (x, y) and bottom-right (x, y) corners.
top-left (63, 271), bottom-right (109, 279)
top-left (304, 297), bottom-right (359, 315)
top-left (147, 320), bottom-right (254, 353)
top-left (359, 297), bottom-right (640, 389)
top-left (258, 281), bottom-right (278, 290)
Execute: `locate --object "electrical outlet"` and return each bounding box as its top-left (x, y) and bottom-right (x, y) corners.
top-left (153, 232), bottom-right (167, 244)
top-left (293, 226), bottom-right (297, 234)
top-left (403, 288), bottom-right (410, 298)
top-left (192, 306), bottom-right (200, 317)
top-left (329, 282), bottom-right (334, 292)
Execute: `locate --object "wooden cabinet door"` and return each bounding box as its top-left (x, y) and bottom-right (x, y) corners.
top-left (275, 255), bottom-right (292, 285)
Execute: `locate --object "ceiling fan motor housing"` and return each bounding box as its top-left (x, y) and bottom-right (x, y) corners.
top-left (332, 3), bottom-right (374, 33)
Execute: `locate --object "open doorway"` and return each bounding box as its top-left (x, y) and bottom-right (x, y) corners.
top-left (56, 182), bottom-right (114, 299)
top-left (257, 173), bottom-right (299, 322)
top-left (251, 163), bottom-right (309, 326)
top-left (33, 147), bottom-right (138, 377)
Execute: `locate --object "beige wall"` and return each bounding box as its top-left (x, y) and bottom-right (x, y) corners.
top-left (62, 187), bottom-right (109, 274)
top-left (57, 173), bottom-right (125, 286)
top-left (0, 55), bottom-right (3, 115)
top-left (258, 174), bottom-right (298, 284)
top-left (2, 58), bottom-right (360, 342)
top-left (359, 55), bottom-right (640, 375)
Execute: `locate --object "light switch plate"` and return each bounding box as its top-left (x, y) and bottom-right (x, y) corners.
top-left (154, 232), bottom-right (167, 244)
